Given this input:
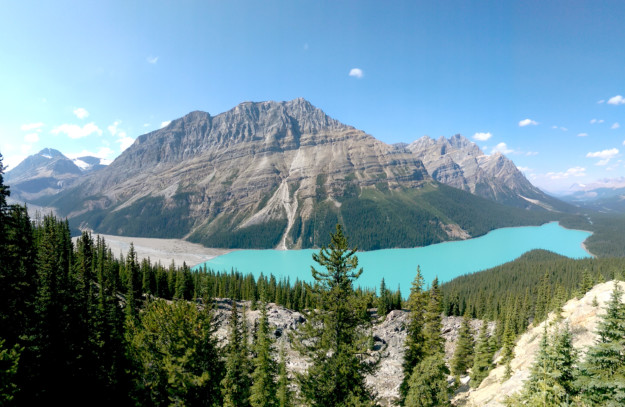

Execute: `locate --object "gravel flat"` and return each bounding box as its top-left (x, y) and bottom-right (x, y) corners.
top-left (76, 233), bottom-right (232, 267)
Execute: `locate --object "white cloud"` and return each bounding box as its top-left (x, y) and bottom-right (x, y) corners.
top-left (160, 121), bottom-right (171, 128)
top-left (108, 120), bottom-right (121, 136)
top-left (607, 95), bottom-right (625, 105)
top-left (24, 133), bottom-right (39, 143)
top-left (577, 133), bottom-right (588, 137)
top-left (517, 166), bottom-right (531, 172)
top-left (597, 99), bottom-right (605, 104)
top-left (611, 122), bottom-right (620, 129)
top-left (546, 166), bottom-right (586, 180)
top-left (117, 135), bottom-right (135, 151)
top-left (73, 107), bottom-right (89, 119)
top-left (561, 127), bottom-right (568, 131)
top-left (473, 132), bottom-right (492, 141)
top-left (492, 142), bottom-right (513, 154)
top-left (349, 68), bottom-right (364, 79)
top-left (586, 148), bottom-right (619, 159)
top-left (147, 56), bottom-right (159, 64)
top-left (20, 122), bottom-right (44, 131)
top-left (518, 118), bottom-right (538, 127)
top-left (51, 122), bottom-right (103, 139)
top-left (526, 151), bottom-right (539, 156)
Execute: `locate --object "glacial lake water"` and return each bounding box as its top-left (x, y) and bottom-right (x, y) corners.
top-left (195, 222), bottom-right (592, 298)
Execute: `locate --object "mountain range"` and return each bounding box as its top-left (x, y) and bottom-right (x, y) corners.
top-left (13, 99), bottom-right (572, 249)
top-left (5, 148), bottom-right (108, 201)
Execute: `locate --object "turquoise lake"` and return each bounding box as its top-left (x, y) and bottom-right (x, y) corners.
top-left (195, 222), bottom-right (592, 297)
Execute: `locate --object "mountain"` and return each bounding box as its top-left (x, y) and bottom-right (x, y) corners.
top-left (5, 148), bottom-right (108, 201)
top-left (559, 178), bottom-right (625, 213)
top-left (43, 99), bottom-right (557, 250)
top-left (407, 135), bottom-right (569, 211)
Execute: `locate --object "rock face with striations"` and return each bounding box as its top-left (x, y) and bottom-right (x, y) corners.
top-left (407, 135), bottom-right (566, 211)
top-left (45, 99), bottom-right (565, 249)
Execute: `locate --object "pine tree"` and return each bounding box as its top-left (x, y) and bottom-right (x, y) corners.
top-left (276, 344), bottom-right (292, 407)
top-left (576, 281), bottom-right (625, 406)
top-left (222, 301), bottom-right (251, 407)
top-left (399, 267), bottom-right (427, 404)
top-left (451, 311), bottom-right (474, 378)
top-left (405, 277), bottom-right (450, 406)
top-left (126, 299), bottom-right (223, 406)
top-left (470, 321), bottom-right (493, 388)
top-left (377, 278), bottom-right (389, 318)
top-left (250, 300), bottom-right (278, 407)
top-left (404, 355), bottom-right (451, 407)
top-left (293, 224), bottom-right (376, 407)
top-left (0, 339), bottom-right (21, 405)
top-left (506, 323), bottom-right (578, 407)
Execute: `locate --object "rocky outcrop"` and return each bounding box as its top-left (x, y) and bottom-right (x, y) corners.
top-left (455, 280), bottom-right (625, 406)
top-left (211, 300), bottom-right (488, 406)
top-left (407, 135), bottom-right (568, 211)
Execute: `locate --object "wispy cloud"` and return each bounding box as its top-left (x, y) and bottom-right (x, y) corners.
top-left (607, 95), bottom-right (625, 105)
top-left (546, 166), bottom-right (586, 179)
top-left (349, 68), bottom-right (364, 79)
top-left (160, 121), bottom-right (171, 128)
top-left (517, 166), bottom-right (531, 172)
top-left (590, 118), bottom-right (604, 124)
top-left (492, 142), bottom-right (513, 154)
top-left (108, 121), bottom-right (121, 136)
top-left (20, 122), bottom-right (44, 131)
top-left (611, 122), bottom-right (620, 129)
top-left (526, 151), bottom-right (538, 156)
top-left (518, 118), bottom-right (538, 127)
top-left (116, 133), bottom-right (135, 151)
top-left (51, 123), bottom-right (103, 139)
top-left (147, 56), bottom-right (159, 64)
top-left (587, 148), bottom-right (619, 166)
top-left (73, 107), bottom-right (89, 119)
top-left (577, 133), bottom-right (588, 137)
top-left (473, 132), bottom-right (492, 141)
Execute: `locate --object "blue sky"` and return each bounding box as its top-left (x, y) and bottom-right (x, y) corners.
top-left (1, 0), bottom-right (624, 193)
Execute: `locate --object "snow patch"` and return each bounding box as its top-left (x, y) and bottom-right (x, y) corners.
top-left (73, 159), bottom-right (90, 170)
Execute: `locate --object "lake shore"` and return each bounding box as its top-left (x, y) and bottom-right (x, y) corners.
top-left (74, 233), bottom-right (232, 267)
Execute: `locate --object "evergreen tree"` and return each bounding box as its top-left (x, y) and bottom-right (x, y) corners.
top-left (276, 344), bottom-right (293, 407)
top-left (126, 299), bottom-right (223, 406)
top-left (470, 321), bottom-right (493, 388)
top-left (404, 355), bottom-right (451, 407)
top-left (377, 278), bottom-right (389, 318)
top-left (576, 281), bottom-right (625, 406)
top-left (0, 339), bottom-right (21, 405)
top-left (399, 267), bottom-right (427, 405)
top-left (506, 323), bottom-right (578, 407)
top-left (422, 277), bottom-right (444, 355)
top-left (293, 224), bottom-right (376, 407)
top-left (250, 300), bottom-right (278, 407)
top-left (222, 301), bottom-right (251, 407)
top-left (451, 311), bottom-right (474, 378)
top-left (405, 277), bottom-right (450, 406)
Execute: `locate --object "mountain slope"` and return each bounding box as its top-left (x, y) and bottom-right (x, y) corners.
top-left (44, 99), bottom-right (557, 249)
top-left (5, 148), bottom-right (107, 201)
top-left (407, 135), bottom-right (570, 211)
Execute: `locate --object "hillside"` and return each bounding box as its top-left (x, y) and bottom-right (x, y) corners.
top-left (41, 99), bottom-right (560, 249)
top-left (457, 280), bottom-right (625, 406)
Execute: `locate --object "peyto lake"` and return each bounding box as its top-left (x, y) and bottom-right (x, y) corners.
top-left (195, 222), bottom-right (592, 297)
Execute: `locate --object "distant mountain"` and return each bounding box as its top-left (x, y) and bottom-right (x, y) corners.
top-left (560, 178), bottom-right (625, 213)
top-left (43, 99), bottom-right (557, 250)
top-left (407, 135), bottom-right (570, 211)
top-left (5, 148), bottom-right (107, 201)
